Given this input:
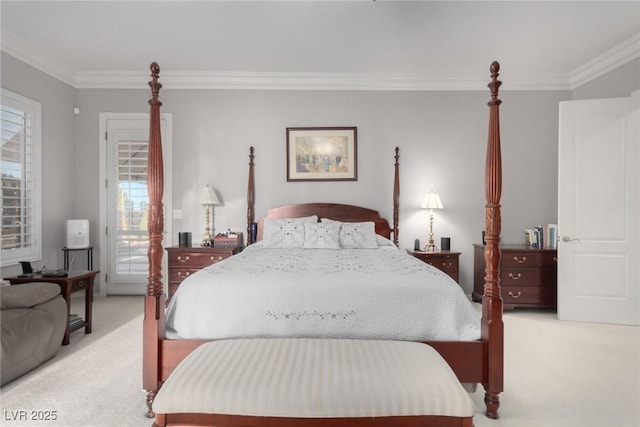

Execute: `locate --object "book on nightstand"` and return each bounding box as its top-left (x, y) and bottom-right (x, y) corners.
top-left (214, 231), bottom-right (244, 248)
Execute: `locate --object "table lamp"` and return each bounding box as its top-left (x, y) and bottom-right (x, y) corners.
top-left (421, 190), bottom-right (443, 252)
top-left (200, 184), bottom-right (220, 247)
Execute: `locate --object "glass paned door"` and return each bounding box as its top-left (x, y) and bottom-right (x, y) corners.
top-left (108, 130), bottom-right (150, 292)
top-left (115, 136), bottom-right (149, 277)
top-left (102, 115), bottom-right (171, 296)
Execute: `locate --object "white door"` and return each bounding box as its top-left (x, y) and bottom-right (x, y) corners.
top-left (99, 114), bottom-right (172, 295)
top-left (557, 94), bottom-right (639, 325)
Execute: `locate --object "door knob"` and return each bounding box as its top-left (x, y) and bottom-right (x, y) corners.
top-left (562, 236), bottom-right (579, 242)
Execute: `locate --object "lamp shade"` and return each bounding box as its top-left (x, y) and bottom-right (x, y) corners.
top-left (200, 184), bottom-right (220, 205)
top-left (421, 191), bottom-right (443, 210)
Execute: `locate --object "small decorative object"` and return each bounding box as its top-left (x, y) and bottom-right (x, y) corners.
top-left (214, 231), bottom-right (244, 248)
top-left (414, 239), bottom-right (421, 251)
top-left (250, 222), bottom-right (258, 244)
top-left (286, 127), bottom-right (357, 181)
top-left (441, 237), bottom-right (451, 251)
top-left (421, 190), bottom-right (444, 252)
top-left (178, 232), bottom-right (191, 247)
top-left (200, 184), bottom-right (220, 247)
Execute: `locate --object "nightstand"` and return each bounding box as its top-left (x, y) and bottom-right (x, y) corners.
top-left (406, 250), bottom-right (461, 283)
top-left (166, 245), bottom-right (242, 299)
top-left (472, 244), bottom-right (557, 310)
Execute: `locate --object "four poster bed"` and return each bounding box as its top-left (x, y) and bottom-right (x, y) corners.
top-left (143, 61), bottom-right (504, 426)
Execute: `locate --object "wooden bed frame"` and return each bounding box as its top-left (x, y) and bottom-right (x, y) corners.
top-left (143, 61), bottom-right (504, 425)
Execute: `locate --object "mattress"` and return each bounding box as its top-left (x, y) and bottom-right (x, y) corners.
top-left (165, 240), bottom-right (481, 341)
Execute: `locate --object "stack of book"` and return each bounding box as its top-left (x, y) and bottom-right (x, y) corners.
top-left (214, 231), bottom-right (244, 248)
top-left (69, 313), bottom-right (84, 329)
top-left (525, 224), bottom-right (557, 249)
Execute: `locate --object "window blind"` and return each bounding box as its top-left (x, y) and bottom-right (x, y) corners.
top-left (115, 138), bottom-right (149, 275)
top-left (1, 89), bottom-right (41, 266)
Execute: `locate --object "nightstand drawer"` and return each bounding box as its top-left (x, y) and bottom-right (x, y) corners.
top-left (406, 250), bottom-right (461, 284)
top-left (502, 252), bottom-right (540, 268)
top-left (424, 258), bottom-right (458, 274)
top-left (503, 285), bottom-right (556, 306)
top-left (168, 268), bottom-right (201, 283)
top-left (542, 251), bottom-right (558, 268)
top-left (71, 278), bottom-right (89, 292)
top-left (167, 251), bottom-right (225, 268)
top-left (502, 268), bottom-right (540, 285)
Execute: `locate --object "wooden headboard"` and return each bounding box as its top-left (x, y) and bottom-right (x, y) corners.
top-left (247, 147), bottom-right (401, 246)
top-left (256, 203), bottom-right (393, 241)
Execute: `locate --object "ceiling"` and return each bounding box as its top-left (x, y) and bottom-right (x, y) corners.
top-left (1, 1), bottom-right (639, 90)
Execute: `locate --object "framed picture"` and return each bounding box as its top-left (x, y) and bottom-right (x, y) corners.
top-left (286, 127), bottom-right (357, 181)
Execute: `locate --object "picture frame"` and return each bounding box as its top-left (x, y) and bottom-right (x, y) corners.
top-left (286, 127), bottom-right (357, 182)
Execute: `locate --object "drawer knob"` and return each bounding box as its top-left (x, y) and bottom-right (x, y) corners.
top-left (513, 256), bottom-right (526, 264)
top-left (78, 280), bottom-right (85, 288)
top-left (177, 271), bottom-right (190, 278)
top-left (177, 255), bottom-right (190, 263)
top-left (508, 272), bottom-right (522, 280)
top-left (508, 291), bottom-right (522, 298)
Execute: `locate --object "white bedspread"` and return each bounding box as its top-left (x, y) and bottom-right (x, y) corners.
top-left (165, 241), bottom-right (481, 341)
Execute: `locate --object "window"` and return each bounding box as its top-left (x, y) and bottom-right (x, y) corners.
top-left (1, 88), bottom-right (41, 266)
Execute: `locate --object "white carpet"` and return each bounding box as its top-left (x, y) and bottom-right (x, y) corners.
top-left (1, 296), bottom-right (638, 427)
top-left (1, 313), bottom-right (150, 427)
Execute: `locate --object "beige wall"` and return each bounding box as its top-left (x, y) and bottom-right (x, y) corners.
top-left (3, 52), bottom-right (638, 293)
top-left (1, 53), bottom-right (77, 278)
top-left (75, 86), bottom-right (566, 294)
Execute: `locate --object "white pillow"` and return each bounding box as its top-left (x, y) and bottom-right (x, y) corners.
top-left (303, 221), bottom-right (341, 249)
top-left (262, 216), bottom-right (318, 248)
top-left (321, 219), bottom-right (378, 249)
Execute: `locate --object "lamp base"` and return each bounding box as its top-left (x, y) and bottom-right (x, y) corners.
top-left (424, 243), bottom-right (438, 252)
top-left (201, 225), bottom-right (213, 247)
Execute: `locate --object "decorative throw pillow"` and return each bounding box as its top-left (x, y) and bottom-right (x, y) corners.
top-left (337, 221), bottom-right (378, 249)
top-left (262, 216), bottom-right (318, 248)
top-left (303, 221), bottom-right (341, 249)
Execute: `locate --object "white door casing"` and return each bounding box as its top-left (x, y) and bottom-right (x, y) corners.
top-left (557, 94), bottom-right (639, 325)
top-left (98, 113), bottom-right (172, 296)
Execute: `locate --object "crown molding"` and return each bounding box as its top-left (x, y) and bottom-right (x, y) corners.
top-left (570, 33), bottom-right (640, 89)
top-left (74, 70), bottom-right (570, 91)
top-left (2, 29), bottom-right (636, 91)
top-left (1, 32), bottom-right (76, 87)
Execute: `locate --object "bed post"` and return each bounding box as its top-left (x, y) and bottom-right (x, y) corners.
top-left (393, 146), bottom-right (400, 246)
top-left (247, 146), bottom-right (255, 244)
top-left (482, 61), bottom-right (504, 419)
top-left (143, 62), bottom-right (166, 418)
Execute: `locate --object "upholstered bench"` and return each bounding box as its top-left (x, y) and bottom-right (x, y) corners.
top-left (152, 338), bottom-right (474, 427)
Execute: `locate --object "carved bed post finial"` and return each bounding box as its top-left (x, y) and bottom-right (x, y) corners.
top-left (488, 61), bottom-right (502, 107)
top-left (393, 147), bottom-right (400, 246)
top-left (482, 60), bottom-right (504, 419)
top-left (247, 147), bottom-right (255, 244)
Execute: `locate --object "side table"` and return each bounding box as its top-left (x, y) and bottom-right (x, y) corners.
top-left (5, 270), bottom-right (99, 345)
top-left (406, 250), bottom-right (461, 283)
top-left (166, 245), bottom-right (243, 300)
top-left (62, 246), bottom-right (93, 270)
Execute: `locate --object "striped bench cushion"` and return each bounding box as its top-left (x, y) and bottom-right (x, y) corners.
top-left (152, 338), bottom-right (475, 419)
